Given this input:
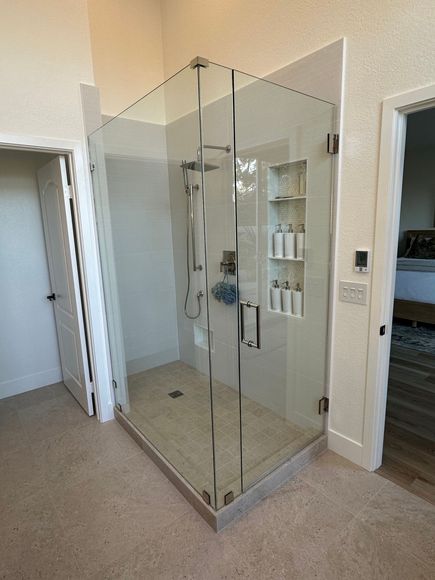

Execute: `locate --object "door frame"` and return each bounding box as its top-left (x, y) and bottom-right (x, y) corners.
top-left (363, 83), bottom-right (435, 470)
top-left (0, 133), bottom-right (114, 422)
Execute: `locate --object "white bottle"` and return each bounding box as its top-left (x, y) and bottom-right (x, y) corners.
top-left (281, 281), bottom-right (292, 314)
top-left (284, 223), bottom-right (296, 259)
top-left (271, 279), bottom-right (281, 311)
top-left (273, 224), bottom-right (284, 258)
top-left (296, 224), bottom-right (305, 260)
top-left (292, 283), bottom-right (303, 317)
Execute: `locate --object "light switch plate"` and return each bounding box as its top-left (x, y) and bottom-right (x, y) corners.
top-left (339, 281), bottom-right (368, 305)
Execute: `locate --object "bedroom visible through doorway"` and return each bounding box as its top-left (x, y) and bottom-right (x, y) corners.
top-left (377, 107), bottom-right (435, 503)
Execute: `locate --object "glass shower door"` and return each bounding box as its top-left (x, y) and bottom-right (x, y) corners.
top-left (198, 62), bottom-right (242, 508)
top-left (233, 71), bottom-right (335, 489)
top-left (89, 65), bottom-right (217, 507)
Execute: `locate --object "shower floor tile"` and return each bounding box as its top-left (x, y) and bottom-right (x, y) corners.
top-left (124, 360), bottom-right (320, 507)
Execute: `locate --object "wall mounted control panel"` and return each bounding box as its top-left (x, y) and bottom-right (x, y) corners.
top-left (339, 281), bottom-right (368, 305)
top-left (355, 250), bottom-right (370, 272)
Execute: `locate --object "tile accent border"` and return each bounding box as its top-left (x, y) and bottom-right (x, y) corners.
top-left (114, 408), bottom-right (327, 531)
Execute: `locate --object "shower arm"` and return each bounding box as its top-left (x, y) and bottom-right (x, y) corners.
top-left (196, 144), bottom-right (232, 160)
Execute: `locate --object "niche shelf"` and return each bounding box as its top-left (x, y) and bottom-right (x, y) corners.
top-left (267, 159), bottom-right (307, 318)
top-left (268, 256), bottom-right (304, 262)
top-left (269, 308), bottom-right (304, 319)
top-left (268, 195), bottom-right (306, 202)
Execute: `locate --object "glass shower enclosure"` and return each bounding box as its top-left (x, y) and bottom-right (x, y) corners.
top-left (89, 58), bottom-right (334, 512)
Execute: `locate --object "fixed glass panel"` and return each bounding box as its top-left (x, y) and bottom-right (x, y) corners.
top-left (89, 66), bottom-right (217, 506)
top-left (199, 63), bottom-right (242, 508)
top-left (233, 71), bottom-right (335, 489)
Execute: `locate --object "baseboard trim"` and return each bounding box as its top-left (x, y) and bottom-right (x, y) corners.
top-left (328, 428), bottom-right (363, 465)
top-left (0, 367), bottom-right (63, 399)
top-left (125, 348), bottom-right (179, 375)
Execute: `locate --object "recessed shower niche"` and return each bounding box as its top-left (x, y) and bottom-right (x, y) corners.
top-left (89, 57), bottom-right (335, 529)
top-left (268, 159), bottom-right (307, 317)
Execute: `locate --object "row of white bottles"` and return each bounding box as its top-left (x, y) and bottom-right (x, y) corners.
top-left (273, 224), bottom-right (305, 260)
top-left (270, 280), bottom-right (303, 317)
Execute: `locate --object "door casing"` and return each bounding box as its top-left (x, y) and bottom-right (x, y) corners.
top-left (0, 133), bottom-right (114, 422)
top-left (364, 83), bottom-right (435, 471)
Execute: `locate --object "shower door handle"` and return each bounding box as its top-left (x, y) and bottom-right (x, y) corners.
top-left (240, 300), bottom-right (261, 349)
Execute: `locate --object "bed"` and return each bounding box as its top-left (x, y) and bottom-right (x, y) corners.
top-left (394, 229), bottom-right (435, 325)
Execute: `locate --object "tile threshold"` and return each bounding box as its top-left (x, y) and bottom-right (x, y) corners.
top-left (114, 407), bottom-right (327, 531)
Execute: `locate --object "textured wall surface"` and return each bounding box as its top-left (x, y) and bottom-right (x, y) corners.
top-left (87, 0), bottom-right (165, 116)
top-left (0, 0), bottom-right (94, 140)
top-left (156, 0), bottom-right (435, 456)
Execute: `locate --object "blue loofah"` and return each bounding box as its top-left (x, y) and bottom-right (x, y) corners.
top-left (211, 275), bottom-right (237, 305)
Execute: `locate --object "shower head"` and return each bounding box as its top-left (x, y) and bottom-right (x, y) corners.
top-left (181, 144), bottom-right (231, 173)
top-left (180, 160), bottom-right (219, 172)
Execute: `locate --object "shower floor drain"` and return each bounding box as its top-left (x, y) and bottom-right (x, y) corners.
top-left (168, 390), bottom-right (184, 399)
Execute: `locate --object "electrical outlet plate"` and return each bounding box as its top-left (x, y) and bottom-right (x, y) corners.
top-left (339, 281), bottom-right (368, 305)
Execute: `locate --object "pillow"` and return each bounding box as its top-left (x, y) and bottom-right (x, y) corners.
top-left (405, 233), bottom-right (435, 259)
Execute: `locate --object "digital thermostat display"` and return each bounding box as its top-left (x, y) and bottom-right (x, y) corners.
top-left (355, 250), bottom-right (370, 273)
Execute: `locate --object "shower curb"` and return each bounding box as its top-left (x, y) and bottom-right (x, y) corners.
top-left (114, 408), bottom-right (327, 531)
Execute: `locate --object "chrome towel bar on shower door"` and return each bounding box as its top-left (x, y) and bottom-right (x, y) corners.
top-left (240, 300), bottom-right (261, 349)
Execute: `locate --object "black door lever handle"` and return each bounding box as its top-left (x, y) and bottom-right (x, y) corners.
top-left (46, 293), bottom-right (56, 301)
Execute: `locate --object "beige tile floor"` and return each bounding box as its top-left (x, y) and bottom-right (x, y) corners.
top-left (1, 383), bottom-right (435, 578)
top-left (125, 360), bottom-right (319, 507)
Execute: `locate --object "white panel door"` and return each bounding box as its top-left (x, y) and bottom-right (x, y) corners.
top-left (37, 156), bottom-right (93, 415)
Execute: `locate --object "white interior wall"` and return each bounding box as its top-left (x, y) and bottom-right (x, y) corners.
top-left (87, 0), bottom-right (165, 117)
top-left (0, 0), bottom-right (94, 140)
top-left (0, 150), bottom-right (62, 398)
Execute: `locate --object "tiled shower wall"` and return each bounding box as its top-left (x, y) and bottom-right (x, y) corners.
top-left (103, 119), bottom-right (180, 375)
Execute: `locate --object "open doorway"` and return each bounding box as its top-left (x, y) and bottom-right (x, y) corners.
top-left (0, 148), bottom-right (94, 415)
top-left (377, 108), bottom-right (435, 503)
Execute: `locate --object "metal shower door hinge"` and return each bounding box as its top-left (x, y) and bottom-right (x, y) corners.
top-left (112, 379), bottom-right (118, 389)
top-left (327, 133), bottom-right (339, 154)
top-left (318, 396), bottom-right (329, 415)
top-left (224, 491), bottom-right (234, 505)
top-left (89, 162), bottom-right (96, 172)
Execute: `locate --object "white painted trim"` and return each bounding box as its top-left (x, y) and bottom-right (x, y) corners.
top-left (328, 428), bottom-right (363, 465)
top-left (0, 367), bottom-right (63, 399)
top-left (362, 84), bottom-right (435, 470)
top-left (0, 133), bottom-right (114, 422)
